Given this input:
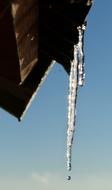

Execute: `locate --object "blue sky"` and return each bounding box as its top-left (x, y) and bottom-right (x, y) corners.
top-left (0, 1), bottom-right (112, 189)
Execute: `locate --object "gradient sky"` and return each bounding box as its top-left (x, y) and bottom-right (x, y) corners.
top-left (0, 1), bottom-right (112, 190)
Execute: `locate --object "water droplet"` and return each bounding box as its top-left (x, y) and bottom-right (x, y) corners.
top-left (67, 176), bottom-right (71, 180)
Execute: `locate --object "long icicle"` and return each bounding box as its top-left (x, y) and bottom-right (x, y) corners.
top-left (67, 24), bottom-right (86, 180)
top-left (67, 45), bottom-right (78, 172)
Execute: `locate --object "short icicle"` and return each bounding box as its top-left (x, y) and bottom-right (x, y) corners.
top-left (67, 24), bottom-right (86, 180)
top-left (77, 24), bottom-right (86, 86)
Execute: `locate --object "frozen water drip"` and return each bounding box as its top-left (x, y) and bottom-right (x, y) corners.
top-left (66, 24), bottom-right (86, 178)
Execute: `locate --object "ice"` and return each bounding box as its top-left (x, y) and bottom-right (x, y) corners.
top-left (77, 25), bottom-right (86, 86)
top-left (67, 45), bottom-right (78, 172)
top-left (66, 24), bottom-right (86, 175)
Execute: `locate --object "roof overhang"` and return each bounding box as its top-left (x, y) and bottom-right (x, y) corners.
top-left (0, 0), bottom-right (92, 120)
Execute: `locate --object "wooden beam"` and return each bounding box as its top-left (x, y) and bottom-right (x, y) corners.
top-left (11, 0), bottom-right (38, 82)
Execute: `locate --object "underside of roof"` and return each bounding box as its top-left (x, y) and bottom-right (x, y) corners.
top-left (0, 0), bottom-right (92, 120)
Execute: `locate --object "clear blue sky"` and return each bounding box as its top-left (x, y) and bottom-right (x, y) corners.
top-left (0, 1), bottom-right (112, 189)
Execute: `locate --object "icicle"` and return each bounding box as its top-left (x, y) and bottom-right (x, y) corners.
top-left (66, 23), bottom-right (86, 179)
top-left (77, 24), bottom-right (86, 86)
top-left (67, 45), bottom-right (78, 173)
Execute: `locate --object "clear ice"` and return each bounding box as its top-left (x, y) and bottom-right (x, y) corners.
top-left (77, 25), bottom-right (86, 86)
top-left (67, 24), bottom-right (86, 174)
top-left (67, 46), bottom-right (78, 172)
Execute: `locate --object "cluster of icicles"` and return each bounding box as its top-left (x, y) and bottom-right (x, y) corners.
top-left (67, 24), bottom-right (86, 180)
